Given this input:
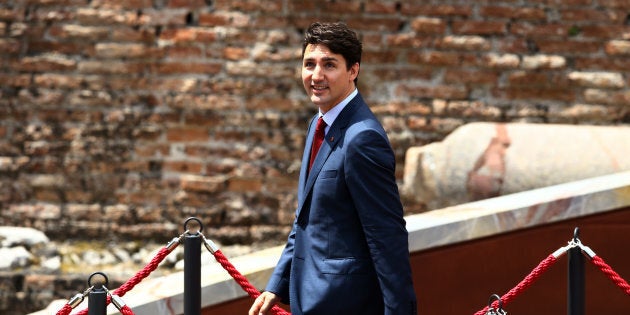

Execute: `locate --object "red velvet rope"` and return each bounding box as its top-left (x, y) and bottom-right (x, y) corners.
top-left (473, 254), bottom-right (558, 315)
top-left (213, 249), bottom-right (291, 315)
top-left (590, 255), bottom-right (630, 296)
top-left (55, 303), bottom-right (72, 315)
top-left (120, 304), bottom-right (135, 315)
top-left (112, 247), bottom-right (172, 298)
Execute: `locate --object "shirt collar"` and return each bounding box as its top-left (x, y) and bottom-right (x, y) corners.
top-left (319, 88), bottom-right (358, 133)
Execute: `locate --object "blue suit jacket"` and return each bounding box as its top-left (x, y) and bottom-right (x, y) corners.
top-left (265, 93), bottom-right (417, 314)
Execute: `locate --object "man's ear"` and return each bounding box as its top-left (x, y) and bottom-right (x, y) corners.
top-left (350, 62), bottom-right (360, 81)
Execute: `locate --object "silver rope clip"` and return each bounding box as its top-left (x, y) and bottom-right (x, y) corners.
top-left (578, 242), bottom-right (596, 258)
top-left (201, 232), bottom-right (219, 254)
top-left (110, 293), bottom-right (127, 309)
top-left (486, 294), bottom-right (507, 315)
top-left (67, 285), bottom-right (94, 308)
top-left (102, 286), bottom-right (127, 310)
top-left (166, 236), bottom-right (182, 251)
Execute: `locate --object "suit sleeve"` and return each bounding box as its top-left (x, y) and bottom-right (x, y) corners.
top-left (264, 218), bottom-right (296, 304)
top-left (345, 128), bottom-right (418, 315)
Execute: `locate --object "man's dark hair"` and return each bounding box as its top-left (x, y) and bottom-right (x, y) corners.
top-left (302, 22), bottom-right (362, 84)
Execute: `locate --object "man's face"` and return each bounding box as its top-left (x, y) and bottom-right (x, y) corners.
top-left (302, 44), bottom-right (359, 113)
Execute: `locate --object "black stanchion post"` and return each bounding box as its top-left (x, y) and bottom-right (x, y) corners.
top-left (568, 227), bottom-right (584, 315)
top-left (87, 272), bottom-right (108, 315)
top-left (184, 217), bottom-right (202, 315)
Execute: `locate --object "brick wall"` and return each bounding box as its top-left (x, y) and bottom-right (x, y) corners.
top-left (0, 0), bottom-right (628, 244)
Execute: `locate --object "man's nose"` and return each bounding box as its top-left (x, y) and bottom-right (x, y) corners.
top-left (312, 65), bottom-right (324, 80)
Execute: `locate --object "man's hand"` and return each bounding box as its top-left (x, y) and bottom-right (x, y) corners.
top-left (249, 291), bottom-right (280, 315)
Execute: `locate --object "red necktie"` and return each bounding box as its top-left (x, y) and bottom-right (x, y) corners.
top-left (309, 117), bottom-right (326, 171)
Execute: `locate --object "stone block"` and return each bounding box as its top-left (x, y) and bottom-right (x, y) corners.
top-left (402, 122), bottom-right (630, 209)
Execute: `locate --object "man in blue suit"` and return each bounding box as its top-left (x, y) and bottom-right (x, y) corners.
top-left (249, 22), bottom-right (417, 315)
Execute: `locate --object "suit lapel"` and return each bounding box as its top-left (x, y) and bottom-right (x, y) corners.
top-left (295, 94), bottom-right (364, 219)
top-left (297, 116), bottom-right (318, 204)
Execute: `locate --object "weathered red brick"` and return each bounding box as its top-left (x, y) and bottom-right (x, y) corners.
top-left (480, 6), bottom-right (546, 20)
top-left (561, 9), bottom-right (627, 23)
top-left (494, 87), bottom-right (575, 102)
top-left (574, 56), bottom-right (630, 71)
top-left (48, 24), bottom-right (110, 40)
top-left (111, 27), bottom-right (156, 42)
top-left (168, 94), bottom-right (240, 111)
top-left (150, 61), bottom-right (222, 74)
top-left (526, 0), bottom-right (591, 5)
top-left (401, 4), bottom-right (472, 17)
top-left (536, 39), bottom-right (601, 54)
top-left (368, 67), bottom-right (432, 82)
top-left (480, 53), bottom-right (521, 69)
top-left (605, 40), bottom-right (630, 55)
top-left (76, 8), bottom-right (139, 25)
top-left (182, 111), bottom-right (220, 127)
top-left (580, 24), bottom-right (629, 39)
top-left (228, 177), bottom-right (262, 192)
top-left (18, 89), bottom-right (66, 106)
top-left (16, 55), bottom-right (77, 72)
top-left (94, 43), bottom-right (163, 59)
top-left (568, 71), bottom-right (624, 88)
top-left (446, 101), bottom-right (502, 119)
top-left (90, 0), bottom-right (153, 10)
top-left (34, 74), bottom-right (81, 89)
top-left (396, 84), bottom-right (469, 100)
top-left (438, 35), bottom-right (491, 51)
top-left (410, 17), bottom-right (447, 34)
top-left (408, 51), bottom-right (461, 66)
top-left (245, 98), bottom-right (297, 111)
top-left (159, 27), bottom-right (219, 43)
top-left (427, 117), bottom-right (466, 135)
top-left (499, 38), bottom-right (529, 54)
top-left (135, 144), bottom-right (169, 157)
top-left (385, 33), bottom-right (429, 48)
top-left (347, 17), bottom-right (404, 32)
top-left (181, 174), bottom-right (227, 193)
top-left (548, 104), bottom-right (616, 123)
top-left (27, 40), bottom-right (89, 55)
top-left (140, 9), bottom-right (188, 26)
top-left (167, 0), bottom-right (206, 8)
top-left (452, 21), bottom-right (507, 35)
top-left (253, 15), bottom-right (290, 29)
top-left (365, 2), bottom-right (400, 14)
top-left (0, 8), bottom-right (25, 22)
top-left (0, 73), bottom-right (30, 87)
top-left (507, 71), bottom-right (552, 87)
top-left (216, 0), bottom-right (282, 12)
top-left (198, 12), bottom-right (231, 26)
top-left (522, 54), bottom-right (566, 69)
top-left (444, 70), bottom-right (498, 85)
top-left (511, 22), bottom-right (569, 38)
top-left (166, 126), bottom-right (209, 142)
top-left (598, 0), bottom-right (630, 9)
top-left (78, 60), bottom-right (145, 74)
top-left (30, 8), bottom-right (76, 22)
top-left (584, 89), bottom-right (630, 105)
top-left (164, 45), bottom-right (204, 58)
top-left (164, 160), bottom-right (204, 173)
